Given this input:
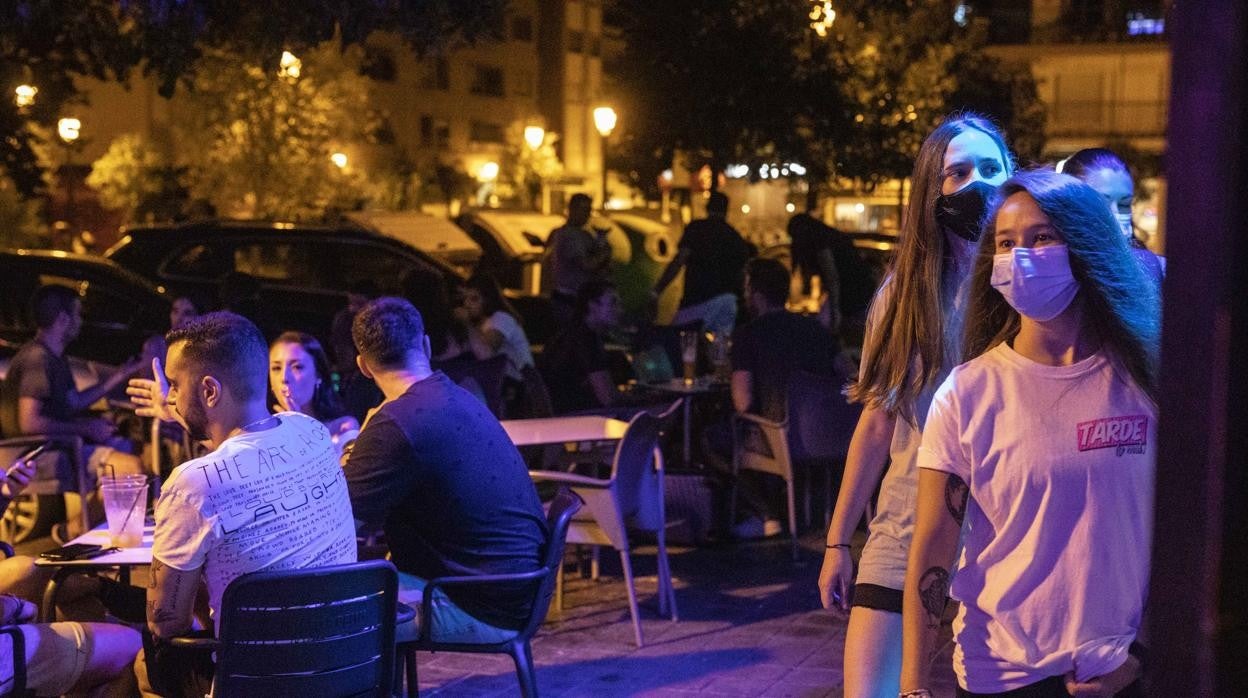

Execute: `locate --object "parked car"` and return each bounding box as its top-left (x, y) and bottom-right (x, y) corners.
top-left (0, 249), bottom-right (172, 366)
top-left (105, 220), bottom-right (464, 348)
top-left (0, 249), bottom-right (171, 542)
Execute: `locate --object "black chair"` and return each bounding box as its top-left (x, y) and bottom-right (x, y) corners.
top-left (170, 560), bottom-right (403, 696)
top-left (396, 488), bottom-right (583, 697)
top-left (0, 625), bottom-right (26, 698)
top-left (433, 354), bottom-right (509, 417)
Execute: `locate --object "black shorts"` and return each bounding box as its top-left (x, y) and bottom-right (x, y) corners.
top-left (850, 582), bottom-right (903, 614)
top-left (956, 675), bottom-right (1143, 697)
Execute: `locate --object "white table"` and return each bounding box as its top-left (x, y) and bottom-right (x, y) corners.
top-left (34, 523), bottom-right (154, 622)
top-left (501, 415), bottom-right (630, 446)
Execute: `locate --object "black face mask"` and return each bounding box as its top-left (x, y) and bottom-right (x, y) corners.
top-left (934, 180), bottom-right (995, 242)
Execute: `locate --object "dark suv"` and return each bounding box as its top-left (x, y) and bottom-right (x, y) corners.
top-left (105, 220), bottom-right (462, 344)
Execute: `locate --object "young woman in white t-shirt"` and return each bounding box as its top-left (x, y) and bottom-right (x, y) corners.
top-left (817, 113), bottom-right (1015, 698)
top-left (456, 273), bottom-right (535, 410)
top-left (900, 169), bottom-right (1160, 698)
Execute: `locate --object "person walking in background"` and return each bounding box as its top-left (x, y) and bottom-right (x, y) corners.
top-left (650, 191), bottom-right (753, 337)
top-left (901, 170), bottom-right (1157, 698)
top-left (1060, 147), bottom-right (1166, 286)
top-left (787, 212), bottom-right (876, 347)
top-left (545, 193), bottom-right (612, 329)
top-left (817, 113), bottom-right (1014, 698)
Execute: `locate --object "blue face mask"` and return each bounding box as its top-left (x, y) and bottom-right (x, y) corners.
top-left (990, 245), bottom-right (1080, 321)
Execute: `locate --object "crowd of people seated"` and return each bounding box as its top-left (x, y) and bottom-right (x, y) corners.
top-left (0, 116), bottom-right (1161, 696)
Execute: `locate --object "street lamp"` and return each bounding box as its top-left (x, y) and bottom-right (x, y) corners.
top-left (14, 84), bottom-right (37, 108)
top-left (524, 125), bottom-right (545, 150)
top-left (330, 152), bottom-right (348, 170)
top-left (279, 51), bottom-right (302, 81)
top-left (57, 118), bottom-right (82, 237)
top-left (593, 106), bottom-right (617, 210)
top-left (809, 1), bottom-right (837, 38)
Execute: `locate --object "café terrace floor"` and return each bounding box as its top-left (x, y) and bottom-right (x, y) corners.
top-left (410, 530), bottom-right (959, 698)
top-left (17, 526), bottom-right (958, 696)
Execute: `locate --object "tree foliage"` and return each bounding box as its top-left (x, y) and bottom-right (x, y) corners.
top-left (609, 0), bottom-right (1046, 196)
top-left (0, 0), bottom-right (504, 197)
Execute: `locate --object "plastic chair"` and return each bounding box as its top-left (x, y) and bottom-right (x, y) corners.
top-left (169, 560), bottom-right (402, 696)
top-left (529, 409), bottom-right (677, 647)
top-left (396, 488), bottom-right (583, 697)
top-left (732, 369), bottom-right (859, 560)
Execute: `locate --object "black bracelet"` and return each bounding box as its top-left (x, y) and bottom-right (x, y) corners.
top-left (826, 543), bottom-right (851, 550)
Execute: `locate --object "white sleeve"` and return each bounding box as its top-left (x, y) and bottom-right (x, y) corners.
top-left (151, 483), bottom-right (216, 571)
top-left (917, 372), bottom-right (972, 482)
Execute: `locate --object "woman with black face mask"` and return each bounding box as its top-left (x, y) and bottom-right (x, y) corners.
top-left (817, 113), bottom-right (1014, 698)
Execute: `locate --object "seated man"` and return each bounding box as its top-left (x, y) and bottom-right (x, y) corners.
top-left (2, 285), bottom-right (145, 535)
top-left (539, 279), bottom-right (629, 414)
top-left (714, 258), bottom-right (841, 538)
top-left (128, 312), bottom-right (356, 695)
top-left (0, 453), bottom-right (140, 697)
top-left (343, 297), bottom-right (547, 642)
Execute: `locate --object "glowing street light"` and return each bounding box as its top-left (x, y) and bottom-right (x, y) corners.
top-left (330, 152), bottom-right (348, 169)
top-left (810, 1), bottom-right (837, 38)
top-left (478, 161), bottom-right (500, 182)
top-left (57, 118), bottom-right (82, 143)
top-left (524, 125), bottom-right (545, 150)
top-left (14, 84), bottom-right (37, 108)
top-left (593, 106), bottom-right (617, 209)
top-left (279, 51), bottom-right (302, 80)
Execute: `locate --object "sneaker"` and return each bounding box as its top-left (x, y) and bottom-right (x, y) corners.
top-left (731, 517), bottom-right (783, 540)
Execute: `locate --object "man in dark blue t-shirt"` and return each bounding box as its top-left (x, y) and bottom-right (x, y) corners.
top-left (343, 297), bottom-right (547, 640)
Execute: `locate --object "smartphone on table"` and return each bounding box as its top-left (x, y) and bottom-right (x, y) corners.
top-left (39, 544), bottom-right (118, 562)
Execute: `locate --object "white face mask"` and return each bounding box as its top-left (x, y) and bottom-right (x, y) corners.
top-left (1115, 212), bottom-right (1133, 238)
top-left (991, 245), bottom-right (1080, 321)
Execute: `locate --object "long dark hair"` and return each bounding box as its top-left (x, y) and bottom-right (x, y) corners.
top-left (271, 331), bottom-right (347, 421)
top-left (850, 112), bottom-right (1014, 416)
top-left (462, 272), bottom-right (517, 319)
top-left (1061, 147), bottom-right (1149, 251)
top-left (964, 169), bottom-right (1160, 401)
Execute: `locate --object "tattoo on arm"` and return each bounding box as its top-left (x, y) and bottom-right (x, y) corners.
top-left (918, 566), bottom-right (950, 630)
top-left (944, 475), bottom-right (969, 526)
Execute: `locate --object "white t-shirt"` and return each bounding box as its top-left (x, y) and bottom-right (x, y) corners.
top-left (153, 412), bottom-right (357, 629)
top-left (918, 344), bottom-right (1154, 692)
top-left (483, 310), bottom-right (534, 381)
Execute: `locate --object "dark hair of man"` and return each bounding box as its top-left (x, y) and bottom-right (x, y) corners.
top-left (352, 297), bottom-right (426, 370)
top-left (271, 331), bottom-right (346, 421)
top-left (574, 278), bottom-right (616, 321)
top-left (965, 169), bottom-right (1160, 402)
top-left (746, 258), bottom-right (790, 308)
top-left (568, 193), bottom-right (592, 210)
top-left (707, 192), bottom-right (729, 215)
top-left (166, 312), bottom-right (269, 402)
top-left (29, 285), bottom-right (80, 330)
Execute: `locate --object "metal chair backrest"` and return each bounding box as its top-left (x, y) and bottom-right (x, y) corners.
top-left (213, 560), bottom-right (399, 697)
top-left (787, 369), bottom-right (859, 462)
top-left (607, 411), bottom-right (663, 519)
top-left (0, 626), bottom-right (27, 698)
top-left (515, 489), bottom-right (582, 641)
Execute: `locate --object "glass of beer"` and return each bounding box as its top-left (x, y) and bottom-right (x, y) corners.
top-left (100, 474), bottom-right (148, 548)
top-left (679, 330), bottom-right (698, 386)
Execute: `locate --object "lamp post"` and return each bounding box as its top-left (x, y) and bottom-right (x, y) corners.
top-left (57, 118), bottom-right (82, 232)
top-left (523, 125), bottom-right (549, 213)
top-left (593, 106), bottom-right (616, 210)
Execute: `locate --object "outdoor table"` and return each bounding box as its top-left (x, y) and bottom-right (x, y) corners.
top-left (635, 377), bottom-right (729, 467)
top-left (34, 522), bottom-right (154, 622)
top-left (500, 415), bottom-right (630, 446)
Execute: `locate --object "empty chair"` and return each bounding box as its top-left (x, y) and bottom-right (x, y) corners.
top-left (529, 407), bottom-right (679, 647)
top-left (397, 488), bottom-right (583, 698)
top-left (169, 560), bottom-right (402, 696)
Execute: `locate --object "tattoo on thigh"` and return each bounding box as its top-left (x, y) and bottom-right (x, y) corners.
top-left (944, 475), bottom-right (969, 525)
top-left (918, 566), bottom-right (950, 629)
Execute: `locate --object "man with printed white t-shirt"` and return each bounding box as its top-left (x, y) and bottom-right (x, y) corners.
top-left (127, 312), bottom-right (356, 696)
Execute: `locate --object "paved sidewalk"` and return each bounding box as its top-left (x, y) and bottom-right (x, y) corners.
top-left (411, 531), bottom-right (959, 697)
